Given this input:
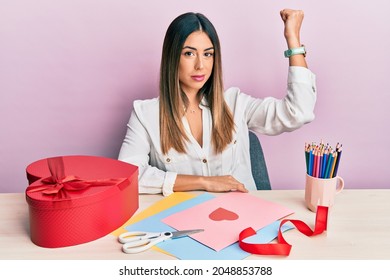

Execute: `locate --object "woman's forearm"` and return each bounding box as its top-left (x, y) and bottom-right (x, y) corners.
top-left (280, 9), bottom-right (308, 68)
top-left (173, 174), bottom-right (248, 193)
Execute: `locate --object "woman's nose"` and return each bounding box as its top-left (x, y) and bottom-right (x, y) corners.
top-left (195, 56), bottom-right (204, 70)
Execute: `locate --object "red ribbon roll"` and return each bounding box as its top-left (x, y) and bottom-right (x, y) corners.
top-left (239, 205), bottom-right (328, 256)
top-left (26, 157), bottom-right (127, 199)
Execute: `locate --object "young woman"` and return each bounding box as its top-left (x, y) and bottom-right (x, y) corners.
top-left (118, 9), bottom-right (316, 196)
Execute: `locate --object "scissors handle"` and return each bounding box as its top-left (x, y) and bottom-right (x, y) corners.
top-left (120, 231), bottom-right (173, 254)
top-left (118, 231), bottom-right (160, 244)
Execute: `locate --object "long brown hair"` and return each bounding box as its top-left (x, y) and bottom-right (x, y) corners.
top-left (159, 12), bottom-right (234, 154)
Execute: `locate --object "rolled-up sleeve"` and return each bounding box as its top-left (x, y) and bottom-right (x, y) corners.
top-left (243, 66), bottom-right (317, 135)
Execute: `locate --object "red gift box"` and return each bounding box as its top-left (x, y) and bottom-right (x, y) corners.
top-left (25, 155), bottom-right (138, 248)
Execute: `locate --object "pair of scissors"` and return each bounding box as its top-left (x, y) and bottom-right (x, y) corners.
top-left (118, 229), bottom-right (204, 254)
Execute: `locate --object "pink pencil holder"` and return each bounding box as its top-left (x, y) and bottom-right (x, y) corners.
top-left (305, 174), bottom-right (344, 212)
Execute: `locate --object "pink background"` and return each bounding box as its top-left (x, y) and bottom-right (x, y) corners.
top-left (1, 0), bottom-right (388, 193)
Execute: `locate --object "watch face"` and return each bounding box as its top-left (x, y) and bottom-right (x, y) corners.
top-left (287, 50), bottom-right (293, 56)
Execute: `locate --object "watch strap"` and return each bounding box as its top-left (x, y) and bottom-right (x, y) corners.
top-left (284, 45), bottom-right (306, 58)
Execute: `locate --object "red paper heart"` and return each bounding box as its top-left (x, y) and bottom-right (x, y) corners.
top-left (209, 207), bottom-right (239, 221)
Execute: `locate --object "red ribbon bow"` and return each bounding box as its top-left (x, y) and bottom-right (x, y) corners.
top-left (239, 205), bottom-right (328, 256)
top-left (26, 157), bottom-right (127, 199)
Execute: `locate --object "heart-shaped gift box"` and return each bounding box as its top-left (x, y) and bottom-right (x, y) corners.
top-left (25, 155), bottom-right (138, 248)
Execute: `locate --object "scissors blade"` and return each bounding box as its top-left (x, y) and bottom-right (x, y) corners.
top-left (171, 229), bottom-right (204, 239)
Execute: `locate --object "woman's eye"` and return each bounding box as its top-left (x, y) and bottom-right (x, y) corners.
top-left (184, 51), bottom-right (194, 56)
top-left (204, 52), bottom-right (214, 57)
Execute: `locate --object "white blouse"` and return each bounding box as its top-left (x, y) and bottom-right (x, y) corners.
top-left (118, 66), bottom-right (317, 196)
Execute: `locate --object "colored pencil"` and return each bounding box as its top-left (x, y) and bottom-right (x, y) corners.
top-left (313, 148), bottom-right (319, 177)
top-left (321, 148), bottom-right (328, 178)
top-left (305, 143), bottom-right (310, 174)
top-left (324, 152), bottom-right (334, 178)
top-left (333, 145), bottom-right (343, 177)
top-left (330, 151), bottom-right (338, 178)
top-left (309, 148), bottom-right (314, 176)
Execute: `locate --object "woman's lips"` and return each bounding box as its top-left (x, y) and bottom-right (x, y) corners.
top-left (191, 75), bottom-right (205, 82)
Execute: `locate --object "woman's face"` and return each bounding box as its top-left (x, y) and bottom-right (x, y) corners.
top-left (178, 31), bottom-right (214, 96)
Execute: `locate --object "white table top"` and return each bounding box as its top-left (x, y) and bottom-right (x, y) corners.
top-left (1, 189), bottom-right (390, 260)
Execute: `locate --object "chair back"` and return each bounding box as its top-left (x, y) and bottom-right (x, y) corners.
top-left (249, 131), bottom-right (271, 190)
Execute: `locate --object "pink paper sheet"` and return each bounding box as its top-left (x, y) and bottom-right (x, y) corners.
top-left (162, 192), bottom-right (294, 251)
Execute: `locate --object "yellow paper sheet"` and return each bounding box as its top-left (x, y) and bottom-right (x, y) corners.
top-left (111, 192), bottom-right (196, 236)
